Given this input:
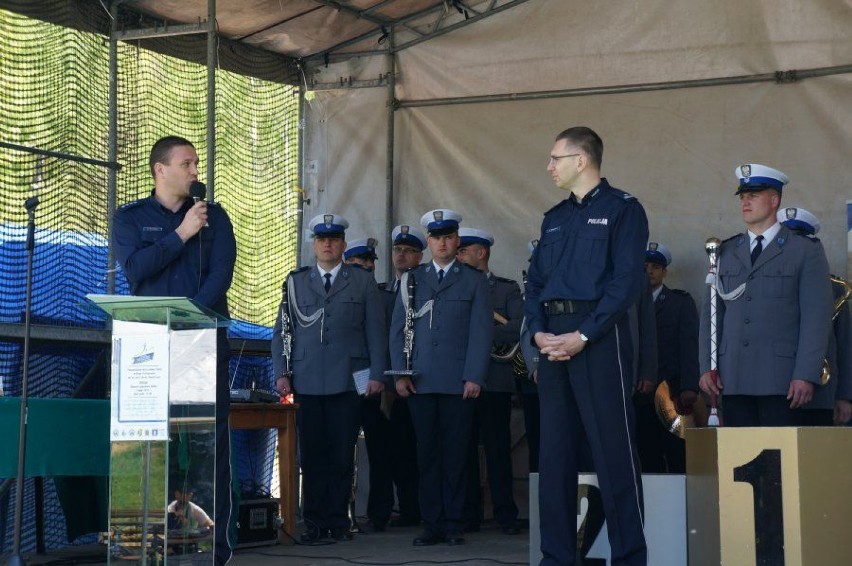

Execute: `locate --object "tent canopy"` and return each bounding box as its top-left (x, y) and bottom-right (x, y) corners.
top-left (3, 0), bottom-right (850, 297)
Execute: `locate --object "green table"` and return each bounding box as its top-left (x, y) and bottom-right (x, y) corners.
top-left (1, 397), bottom-right (110, 550)
top-left (0, 398), bottom-right (109, 476)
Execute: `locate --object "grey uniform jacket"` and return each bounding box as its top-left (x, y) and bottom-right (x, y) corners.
top-left (699, 226), bottom-right (833, 396)
top-left (272, 263), bottom-right (388, 395)
top-left (487, 273), bottom-right (523, 393)
top-left (390, 262), bottom-right (493, 394)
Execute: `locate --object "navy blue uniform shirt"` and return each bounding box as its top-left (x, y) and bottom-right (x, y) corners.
top-left (113, 192), bottom-right (237, 317)
top-left (524, 178), bottom-right (649, 342)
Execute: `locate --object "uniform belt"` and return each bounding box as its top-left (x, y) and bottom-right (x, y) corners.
top-left (543, 299), bottom-right (597, 315)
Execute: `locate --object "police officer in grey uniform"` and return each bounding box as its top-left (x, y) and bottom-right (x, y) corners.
top-left (637, 243), bottom-right (699, 472)
top-left (272, 214), bottom-right (388, 542)
top-left (390, 209), bottom-right (493, 546)
top-left (699, 164), bottom-right (833, 426)
top-left (380, 225), bottom-right (426, 527)
top-left (344, 237), bottom-right (394, 532)
top-left (457, 227), bottom-right (522, 535)
top-left (774, 207), bottom-right (852, 426)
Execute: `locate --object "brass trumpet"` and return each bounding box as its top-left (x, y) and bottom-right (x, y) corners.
top-left (819, 275), bottom-right (852, 385)
top-left (491, 311), bottom-right (521, 361)
top-left (492, 311), bottom-right (529, 378)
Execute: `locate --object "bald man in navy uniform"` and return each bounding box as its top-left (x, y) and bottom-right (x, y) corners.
top-left (390, 209), bottom-right (493, 546)
top-left (113, 135), bottom-right (236, 565)
top-left (699, 165), bottom-right (833, 426)
top-left (457, 227), bottom-right (522, 535)
top-left (272, 214), bottom-right (387, 542)
top-left (775, 207), bottom-right (852, 426)
top-left (525, 127), bottom-right (648, 565)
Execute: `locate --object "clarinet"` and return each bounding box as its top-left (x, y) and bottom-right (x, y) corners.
top-left (279, 277), bottom-right (294, 381)
top-left (402, 272), bottom-right (416, 371)
top-left (386, 272), bottom-right (420, 378)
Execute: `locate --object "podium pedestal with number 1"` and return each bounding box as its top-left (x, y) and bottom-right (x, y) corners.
top-left (686, 427), bottom-right (852, 566)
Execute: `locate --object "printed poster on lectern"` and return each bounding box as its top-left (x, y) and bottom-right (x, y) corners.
top-left (110, 323), bottom-right (170, 441)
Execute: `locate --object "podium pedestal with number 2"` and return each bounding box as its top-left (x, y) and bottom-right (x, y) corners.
top-left (686, 427), bottom-right (852, 566)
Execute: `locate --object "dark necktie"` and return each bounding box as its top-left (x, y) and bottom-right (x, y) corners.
top-left (438, 269), bottom-right (444, 283)
top-left (324, 273), bottom-right (332, 293)
top-left (750, 235), bottom-right (764, 265)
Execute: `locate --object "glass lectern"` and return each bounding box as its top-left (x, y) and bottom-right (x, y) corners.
top-left (88, 295), bottom-right (229, 565)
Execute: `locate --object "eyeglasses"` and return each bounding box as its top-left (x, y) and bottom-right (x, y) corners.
top-left (392, 246), bottom-right (420, 255)
top-left (548, 153), bottom-right (580, 166)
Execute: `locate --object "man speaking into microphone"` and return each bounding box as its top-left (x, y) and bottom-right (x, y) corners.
top-left (112, 135), bottom-right (237, 565)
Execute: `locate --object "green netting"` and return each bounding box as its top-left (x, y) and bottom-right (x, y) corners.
top-left (0, 6), bottom-right (300, 328)
top-left (0, 4), bottom-right (299, 554)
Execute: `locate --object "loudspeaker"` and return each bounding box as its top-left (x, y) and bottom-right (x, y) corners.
top-left (236, 498), bottom-right (279, 548)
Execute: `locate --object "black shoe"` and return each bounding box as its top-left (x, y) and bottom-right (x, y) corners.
top-left (501, 523), bottom-right (522, 535)
top-left (413, 531), bottom-right (444, 546)
top-left (463, 523), bottom-right (480, 533)
top-left (445, 531), bottom-right (465, 545)
top-left (299, 527), bottom-right (324, 543)
top-left (329, 527), bottom-right (353, 541)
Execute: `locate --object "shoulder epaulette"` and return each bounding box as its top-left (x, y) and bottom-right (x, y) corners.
top-left (543, 198), bottom-right (569, 216)
top-left (791, 231), bottom-right (820, 243)
top-left (606, 186), bottom-right (638, 202)
top-left (117, 199), bottom-right (145, 212)
top-left (461, 262), bottom-right (483, 272)
top-left (290, 266), bottom-right (310, 275)
top-left (671, 289), bottom-right (691, 296)
top-left (348, 263), bottom-right (373, 273)
top-left (722, 233), bottom-right (741, 244)
top-left (493, 275), bottom-right (518, 285)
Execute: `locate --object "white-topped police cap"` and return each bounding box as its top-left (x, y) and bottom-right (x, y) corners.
top-left (734, 163), bottom-right (789, 195)
top-left (344, 237), bottom-right (379, 260)
top-left (458, 227), bottom-right (494, 248)
top-left (777, 207), bottom-right (821, 235)
top-left (420, 208), bottom-right (462, 236)
top-left (645, 242), bottom-right (672, 267)
top-left (309, 213), bottom-right (349, 237)
top-left (527, 239), bottom-right (539, 256)
top-left (391, 224), bottom-right (427, 250)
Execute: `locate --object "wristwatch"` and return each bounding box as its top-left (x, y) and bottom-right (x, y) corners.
top-left (579, 332), bottom-right (589, 342)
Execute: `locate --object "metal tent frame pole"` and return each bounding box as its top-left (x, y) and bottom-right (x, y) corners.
top-left (398, 64), bottom-right (852, 109)
top-left (385, 31), bottom-right (396, 278)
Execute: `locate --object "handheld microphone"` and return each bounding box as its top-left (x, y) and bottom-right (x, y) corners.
top-left (189, 181), bottom-right (209, 227)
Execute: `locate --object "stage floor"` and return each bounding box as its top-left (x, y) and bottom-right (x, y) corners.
top-left (23, 522), bottom-right (530, 565)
